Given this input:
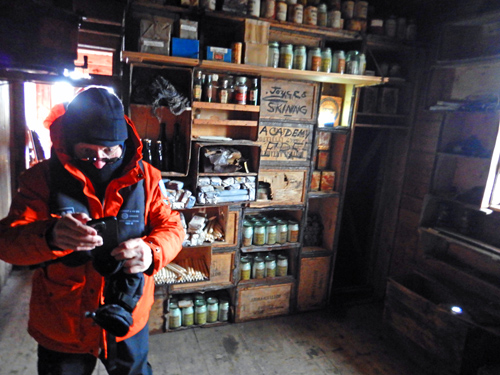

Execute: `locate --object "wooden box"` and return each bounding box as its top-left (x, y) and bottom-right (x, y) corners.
top-left (251, 168), bottom-right (308, 206)
top-left (235, 283), bottom-right (292, 322)
top-left (243, 42), bottom-right (268, 67)
top-left (260, 78), bottom-right (319, 123)
top-left (237, 18), bottom-right (270, 44)
top-left (384, 273), bottom-right (500, 375)
top-left (149, 287), bottom-right (168, 334)
top-left (171, 251), bottom-right (235, 292)
top-left (297, 255), bottom-right (331, 311)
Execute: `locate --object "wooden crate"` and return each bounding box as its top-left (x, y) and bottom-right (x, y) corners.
top-left (251, 168), bottom-right (307, 206)
top-left (235, 283), bottom-right (292, 322)
top-left (384, 273), bottom-right (500, 375)
top-left (171, 250), bottom-right (235, 292)
top-left (297, 255), bottom-right (331, 311)
top-left (149, 285), bottom-right (168, 334)
top-left (259, 78), bottom-right (319, 123)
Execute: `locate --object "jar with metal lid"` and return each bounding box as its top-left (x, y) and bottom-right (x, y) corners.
top-left (332, 50), bottom-right (345, 73)
top-left (218, 299), bottom-right (229, 322)
top-left (321, 48), bottom-right (332, 73)
top-left (268, 42), bottom-right (280, 68)
top-left (206, 297), bottom-right (219, 323)
top-left (182, 305), bottom-right (194, 326)
top-left (317, 3), bottom-right (327, 27)
top-left (168, 302), bottom-right (181, 329)
top-left (252, 255), bottom-right (265, 279)
top-left (345, 50), bottom-right (359, 74)
top-left (307, 47), bottom-right (322, 71)
top-left (276, 220), bottom-right (288, 243)
top-left (287, 220), bottom-right (300, 242)
top-left (276, 1), bottom-right (288, 21)
top-left (293, 45), bottom-right (307, 70)
top-left (265, 254), bottom-right (277, 278)
top-left (242, 222), bottom-right (254, 246)
top-left (279, 43), bottom-right (294, 69)
top-left (194, 299), bottom-right (207, 325)
top-left (292, 3), bottom-right (304, 23)
top-left (253, 221), bottom-right (266, 246)
top-left (235, 76), bottom-right (248, 105)
top-left (240, 256), bottom-right (251, 280)
top-left (276, 254), bottom-right (288, 276)
top-left (304, 5), bottom-right (317, 26)
top-left (266, 221), bottom-right (277, 245)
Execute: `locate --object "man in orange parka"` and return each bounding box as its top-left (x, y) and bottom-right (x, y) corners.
top-left (0, 87), bottom-right (184, 375)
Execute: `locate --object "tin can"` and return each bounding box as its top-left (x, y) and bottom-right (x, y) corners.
top-left (341, 0), bottom-right (354, 19)
top-left (293, 45), bottom-right (307, 70)
top-left (287, 0), bottom-right (297, 21)
top-left (307, 47), bottom-right (322, 71)
top-left (353, 1), bottom-right (368, 19)
top-left (268, 41), bottom-right (280, 68)
top-left (304, 6), bottom-right (317, 25)
top-left (262, 0), bottom-right (276, 19)
top-left (327, 10), bottom-right (342, 28)
top-left (276, 254), bottom-right (288, 276)
top-left (235, 76), bottom-right (248, 105)
top-left (247, 0), bottom-right (261, 17)
top-left (231, 42), bottom-right (242, 64)
top-left (276, 1), bottom-right (288, 21)
top-left (317, 3), bottom-right (327, 27)
top-left (292, 4), bottom-right (304, 23)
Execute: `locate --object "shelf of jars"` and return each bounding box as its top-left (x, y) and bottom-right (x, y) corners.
top-left (121, 51), bottom-right (387, 86)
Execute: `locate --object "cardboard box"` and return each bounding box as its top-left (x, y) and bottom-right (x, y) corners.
top-left (317, 131), bottom-right (332, 151)
top-left (172, 37), bottom-right (199, 58)
top-left (176, 19), bottom-right (198, 40)
top-left (311, 171), bottom-right (321, 191)
top-left (243, 42), bottom-right (268, 67)
top-left (206, 46), bottom-right (232, 62)
top-left (316, 150), bottom-right (330, 170)
top-left (318, 96), bottom-right (343, 127)
top-left (139, 16), bottom-right (173, 55)
top-left (238, 19), bottom-right (270, 44)
top-left (320, 171), bottom-right (335, 191)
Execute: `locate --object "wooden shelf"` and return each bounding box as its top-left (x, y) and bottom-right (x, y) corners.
top-left (192, 102), bottom-right (260, 112)
top-left (241, 242), bottom-right (301, 253)
top-left (122, 51), bottom-right (387, 87)
top-left (192, 119), bottom-right (258, 127)
top-left (198, 172), bottom-right (258, 177)
top-left (308, 191), bottom-right (340, 198)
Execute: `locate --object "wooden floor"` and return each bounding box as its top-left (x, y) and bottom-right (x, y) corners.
top-left (0, 268), bottom-right (431, 375)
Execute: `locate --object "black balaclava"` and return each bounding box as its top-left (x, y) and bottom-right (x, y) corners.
top-left (61, 87), bottom-right (129, 200)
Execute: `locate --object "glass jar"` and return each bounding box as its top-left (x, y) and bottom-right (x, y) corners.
top-left (182, 305), bottom-right (194, 326)
top-left (287, 220), bottom-right (300, 242)
top-left (266, 221), bottom-right (277, 245)
top-left (276, 254), bottom-right (288, 276)
top-left (268, 42), bottom-right (280, 68)
top-left (168, 302), bottom-right (181, 329)
top-left (242, 222), bottom-right (253, 246)
top-left (235, 76), bottom-right (248, 105)
top-left (277, 220), bottom-right (288, 244)
top-left (293, 45), bottom-right (307, 70)
top-left (218, 299), bottom-right (229, 322)
top-left (240, 256), bottom-right (251, 280)
top-left (249, 78), bottom-right (259, 105)
top-left (345, 50), bottom-right (359, 74)
top-left (307, 47), bottom-right (322, 71)
top-left (252, 255), bottom-right (265, 279)
top-left (332, 50), bottom-right (345, 73)
top-left (317, 3), bottom-right (327, 27)
top-left (279, 43), bottom-right (294, 69)
top-left (321, 47), bottom-right (332, 73)
top-left (206, 297), bottom-right (219, 323)
top-left (253, 221), bottom-right (266, 246)
top-left (194, 299), bottom-right (207, 325)
top-left (265, 254), bottom-right (276, 278)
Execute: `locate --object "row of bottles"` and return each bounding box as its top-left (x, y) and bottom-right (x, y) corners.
top-left (141, 122), bottom-right (185, 173)
top-left (193, 70), bottom-right (259, 105)
top-left (240, 252), bottom-right (289, 280)
top-left (268, 42), bottom-right (366, 75)
top-left (168, 293), bottom-right (230, 329)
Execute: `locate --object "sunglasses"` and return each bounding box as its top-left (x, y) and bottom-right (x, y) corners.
top-left (75, 145), bottom-right (123, 165)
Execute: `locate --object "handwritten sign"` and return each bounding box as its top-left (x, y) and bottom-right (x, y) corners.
top-left (260, 79), bottom-right (318, 122)
top-left (257, 124), bottom-right (313, 162)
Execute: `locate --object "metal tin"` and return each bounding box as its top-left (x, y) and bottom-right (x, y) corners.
top-left (287, 0), bottom-right (297, 21)
top-left (231, 42), bottom-right (242, 64)
top-left (276, 1), bottom-right (288, 21)
top-left (341, 0), bottom-right (354, 19)
top-left (247, 0), bottom-right (261, 17)
top-left (307, 47), bottom-right (322, 71)
top-left (268, 41), bottom-right (280, 68)
top-left (292, 4), bottom-right (304, 24)
top-left (235, 76), bottom-right (247, 105)
top-left (327, 10), bottom-right (342, 28)
top-left (353, 0), bottom-right (368, 19)
top-left (262, 0), bottom-right (276, 19)
top-left (304, 6), bottom-right (317, 26)
top-left (293, 45), bottom-right (307, 70)
top-left (317, 3), bottom-right (327, 27)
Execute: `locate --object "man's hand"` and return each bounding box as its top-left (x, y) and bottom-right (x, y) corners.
top-left (111, 238), bottom-right (153, 274)
top-left (49, 213), bottom-right (103, 251)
